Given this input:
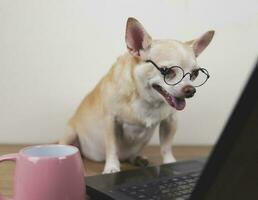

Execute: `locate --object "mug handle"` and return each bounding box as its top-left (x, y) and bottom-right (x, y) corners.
top-left (0, 153), bottom-right (17, 200)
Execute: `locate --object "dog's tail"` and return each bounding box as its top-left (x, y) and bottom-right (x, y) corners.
top-left (59, 126), bottom-right (79, 146)
top-left (58, 126), bottom-right (84, 158)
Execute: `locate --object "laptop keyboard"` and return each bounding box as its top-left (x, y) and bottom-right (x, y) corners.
top-left (118, 172), bottom-right (200, 200)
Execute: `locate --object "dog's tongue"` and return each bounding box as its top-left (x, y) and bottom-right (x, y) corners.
top-left (165, 95), bottom-right (186, 111)
top-left (152, 84), bottom-right (186, 111)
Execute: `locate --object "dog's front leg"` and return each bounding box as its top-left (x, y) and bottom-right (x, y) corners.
top-left (159, 115), bottom-right (177, 164)
top-left (103, 116), bottom-right (120, 174)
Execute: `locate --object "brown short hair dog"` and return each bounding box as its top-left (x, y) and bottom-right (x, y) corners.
top-left (60, 17), bottom-right (214, 173)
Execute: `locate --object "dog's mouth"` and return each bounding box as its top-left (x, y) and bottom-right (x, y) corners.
top-left (152, 84), bottom-right (186, 111)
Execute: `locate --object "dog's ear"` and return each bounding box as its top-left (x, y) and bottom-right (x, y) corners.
top-left (125, 17), bottom-right (152, 57)
top-left (186, 30), bottom-right (215, 57)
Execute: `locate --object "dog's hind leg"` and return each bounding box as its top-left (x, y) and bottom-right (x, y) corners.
top-left (128, 155), bottom-right (149, 167)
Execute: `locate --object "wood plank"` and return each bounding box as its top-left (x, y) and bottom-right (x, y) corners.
top-left (0, 144), bottom-right (212, 198)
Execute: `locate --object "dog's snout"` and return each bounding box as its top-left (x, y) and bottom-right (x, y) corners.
top-left (182, 85), bottom-right (196, 98)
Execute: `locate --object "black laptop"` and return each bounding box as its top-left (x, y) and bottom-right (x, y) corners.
top-left (86, 60), bottom-right (258, 200)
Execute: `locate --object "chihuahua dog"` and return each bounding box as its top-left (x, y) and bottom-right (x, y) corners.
top-left (59, 17), bottom-right (214, 174)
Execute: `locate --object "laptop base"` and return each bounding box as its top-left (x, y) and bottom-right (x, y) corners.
top-left (86, 159), bottom-right (206, 200)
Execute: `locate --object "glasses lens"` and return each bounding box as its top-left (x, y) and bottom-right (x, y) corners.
top-left (164, 66), bottom-right (184, 85)
top-left (191, 69), bottom-right (209, 87)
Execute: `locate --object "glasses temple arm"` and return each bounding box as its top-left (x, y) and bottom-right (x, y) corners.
top-left (146, 60), bottom-right (161, 71)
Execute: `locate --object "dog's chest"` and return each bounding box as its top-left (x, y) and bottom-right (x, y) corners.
top-left (132, 99), bottom-right (173, 127)
top-left (120, 122), bottom-right (156, 144)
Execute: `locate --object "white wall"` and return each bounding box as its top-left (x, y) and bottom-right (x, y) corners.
top-left (0, 0), bottom-right (258, 145)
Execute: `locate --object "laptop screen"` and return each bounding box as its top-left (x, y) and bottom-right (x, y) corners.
top-left (191, 61), bottom-right (258, 200)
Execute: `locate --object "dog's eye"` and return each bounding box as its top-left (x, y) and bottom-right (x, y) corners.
top-left (165, 68), bottom-right (176, 79)
top-left (191, 70), bottom-right (199, 80)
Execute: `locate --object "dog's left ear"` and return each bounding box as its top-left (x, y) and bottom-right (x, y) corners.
top-left (186, 30), bottom-right (215, 57)
top-left (125, 17), bottom-right (152, 57)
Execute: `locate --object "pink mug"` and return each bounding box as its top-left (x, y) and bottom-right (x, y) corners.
top-left (0, 144), bottom-right (86, 200)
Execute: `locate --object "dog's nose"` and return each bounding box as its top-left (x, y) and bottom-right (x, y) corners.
top-left (182, 85), bottom-right (196, 98)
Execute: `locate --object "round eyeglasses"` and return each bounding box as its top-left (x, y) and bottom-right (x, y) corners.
top-left (146, 60), bottom-right (210, 87)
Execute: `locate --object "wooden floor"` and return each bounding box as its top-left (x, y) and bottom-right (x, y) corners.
top-left (0, 144), bottom-right (212, 198)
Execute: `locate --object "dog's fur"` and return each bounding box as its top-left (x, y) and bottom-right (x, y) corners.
top-left (59, 18), bottom-right (214, 173)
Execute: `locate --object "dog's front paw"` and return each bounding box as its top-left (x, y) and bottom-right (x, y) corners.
top-left (103, 160), bottom-right (120, 174)
top-left (163, 154), bottom-right (176, 164)
top-left (103, 166), bottom-right (120, 174)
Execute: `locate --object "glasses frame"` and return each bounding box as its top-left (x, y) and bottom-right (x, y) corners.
top-left (146, 60), bottom-right (210, 87)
